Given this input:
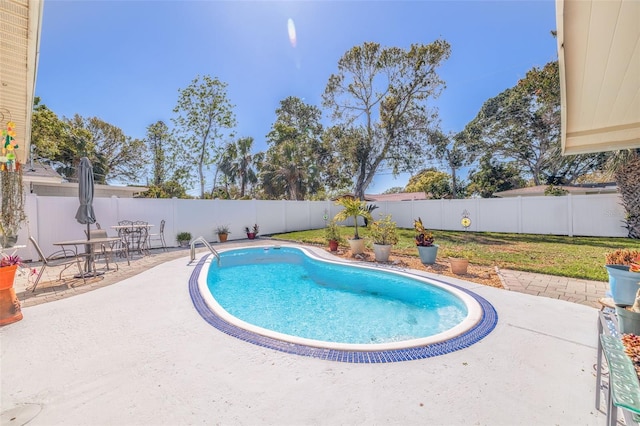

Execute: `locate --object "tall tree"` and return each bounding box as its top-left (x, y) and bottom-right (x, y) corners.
top-left (30, 98), bottom-right (69, 161)
top-left (172, 75), bottom-right (236, 198)
top-left (467, 155), bottom-right (526, 198)
top-left (405, 168), bottom-right (453, 199)
top-left (429, 130), bottom-right (477, 199)
top-left (218, 137), bottom-right (261, 198)
top-left (261, 96), bottom-right (343, 200)
top-left (323, 41), bottom-right (450, 199)
top-left (146, 121), bottom-right (172, 186)
top-left (140, 120), bottom-right (191, 198)
top-left (465, 61), bottom-right (604, 185)
top-left (66, 115), bottom-right (147, 184)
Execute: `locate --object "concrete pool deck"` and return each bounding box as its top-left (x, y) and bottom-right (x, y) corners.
top-left (2, 241), bottom-right (606, 424)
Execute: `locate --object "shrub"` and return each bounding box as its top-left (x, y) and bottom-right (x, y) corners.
top-left (605, 249), bottom-right (640, 265)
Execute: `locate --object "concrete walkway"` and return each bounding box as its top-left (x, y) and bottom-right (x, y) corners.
top-left (496, 268), bottom-right (609, 309)
top-left (1, 241), bottom-right (604, 425)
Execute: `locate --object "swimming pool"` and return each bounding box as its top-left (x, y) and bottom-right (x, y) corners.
top-left (190, 244), bottom-right (497, 363)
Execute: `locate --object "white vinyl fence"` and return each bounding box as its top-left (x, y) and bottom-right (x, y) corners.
top-left (12, 193), bottom-right (629, 262)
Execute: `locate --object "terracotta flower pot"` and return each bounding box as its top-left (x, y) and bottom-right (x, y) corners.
top-left (449, 257), bottom-right (469, 275)
top-left (0, 265), bottom-right (23, 326)
top-left (328, 240), bottom-right (339, 252)
top-left (0, 265), bottom-right (18, 291)
top-left (218, 233), bottom-right (228, 243)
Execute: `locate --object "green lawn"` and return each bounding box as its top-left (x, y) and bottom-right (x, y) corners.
top-left (271, 227), bottom-right (640, 282)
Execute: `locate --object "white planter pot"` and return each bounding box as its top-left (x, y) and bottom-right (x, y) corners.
top-left (347, 238), bottom-right (365, 255)
top-left (373, 244), bottom-right (392, 262)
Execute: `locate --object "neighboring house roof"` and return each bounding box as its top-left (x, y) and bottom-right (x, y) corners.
top-left (365, 192), bottom-right (428, 202)
top-left (494, 183), bottom-right (618, 198)
top-left (22, 160), bottom-right (147, 198)
top-left (30, 181), bottom-right (147, 198)
top-left (333, 192), bottom-right (428, 202)
top-left (22, 159), bottom-right (63, 185)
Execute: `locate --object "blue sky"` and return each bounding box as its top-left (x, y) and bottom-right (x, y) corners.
top-left (35, 0), bottom-right (558, 193)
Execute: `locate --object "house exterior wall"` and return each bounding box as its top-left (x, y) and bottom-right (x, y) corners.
top-left (13, 193), bottom-right (629, 262)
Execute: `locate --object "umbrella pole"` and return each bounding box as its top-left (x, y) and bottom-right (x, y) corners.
top-left (85, 223), bottom-right (91, 273)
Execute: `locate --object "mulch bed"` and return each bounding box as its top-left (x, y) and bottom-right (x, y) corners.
top-left (326, 247), bottom-right (504, 289)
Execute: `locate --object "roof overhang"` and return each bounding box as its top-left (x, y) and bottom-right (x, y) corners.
top-left (556, 0), bottom-right (640, 155)
top-left (0, 0), bottom-right (43, 164)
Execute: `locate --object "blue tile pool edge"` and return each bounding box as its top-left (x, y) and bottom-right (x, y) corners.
top-left (189, 253), bottom-right (498, 363)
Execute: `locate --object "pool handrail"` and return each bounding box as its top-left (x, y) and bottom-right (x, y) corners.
top-left (190, 236), bottom-right (220, 266)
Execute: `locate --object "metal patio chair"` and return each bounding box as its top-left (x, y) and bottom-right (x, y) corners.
top-left (147, 219), bottom-right (167, 252)
top-left (28, 236), bottom-right (89, 292)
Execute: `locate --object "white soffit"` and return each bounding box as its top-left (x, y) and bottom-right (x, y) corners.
top-left (557, 0), bottom-right (640, 155)
top-left (0, 0), bottom-right (43, 165)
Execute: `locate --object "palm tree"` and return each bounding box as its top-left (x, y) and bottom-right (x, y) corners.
top-left (608, 149), bottom-right (640, 239)
top-left (218, 137), bottom-right (260, 198)
top-left (333, 197), bottom-right (372, 240)
top-left (260, 141), bottom-right (306, 200)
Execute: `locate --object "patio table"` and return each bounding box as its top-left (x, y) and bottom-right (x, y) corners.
top-left (53, 237), bottom-right (124, 277)
top-left (111, 224), bottom-right (153, 256)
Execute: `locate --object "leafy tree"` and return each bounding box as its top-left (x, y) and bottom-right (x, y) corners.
top-left (544, 185), bottom-right (569, 196)
top-left (65, 115), bottom-right (147, 184)
top-left (465, 61), bottom-right (604, 185)
top-left (142, 180), bottom-right (189, 199)
top-left (218, 137), bottom-right (261, 198)
top-left (405, 168), bottom-right (452, 199)
top-left (429, 130), bottom-right (478, 199)
top-left (146, 121), bottom-right (172, 186)
top-left (467, 155), bottom-right (526, 198)
top-left (261, 96), bottom-right (343, 200)
top-left (323, 41), bottom-right (450, 199)
top-left (30, 98), bottom-right (69, 160)
top-left (172, 75), bottom-right (236, 198)
top-left (260, 140), bottom-right (306, 200)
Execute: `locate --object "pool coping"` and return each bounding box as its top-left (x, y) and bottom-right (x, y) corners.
top-left (189, 245), bottom-right (498, 363)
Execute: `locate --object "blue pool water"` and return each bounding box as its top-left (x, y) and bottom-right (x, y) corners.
top-left (206, 247), bottom-right (469, 345)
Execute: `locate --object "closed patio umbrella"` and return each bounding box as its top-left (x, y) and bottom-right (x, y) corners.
top-left (75, 157), bottom-right (96, 232)
top-left (74, 157), bottom-right (96, 274)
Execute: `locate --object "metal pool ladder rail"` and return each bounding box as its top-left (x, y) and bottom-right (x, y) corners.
top-left (190, 236), bottom-right (220, 266)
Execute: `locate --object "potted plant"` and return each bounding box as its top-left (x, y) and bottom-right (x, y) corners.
top-left (449, 253), bottom-right (470, 275)
top-left (215, 225), bottom-right (231, 243)
top-left (176, 231), bottom-right (192, 247)
top-left (333, 197), bottom-right (372, 255)
top-left (369, 214), bottom-right (399, 262)
top-left (414, 217), bottom-right (438, 265)
top-left (605, 249), bottom-right (640, 306)
top-left (0, 254), bottom-right (24, 325)
top-left (324, 219), bottom-right (343, 252)
top-left (245, 224), bottom-right (259, 240)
